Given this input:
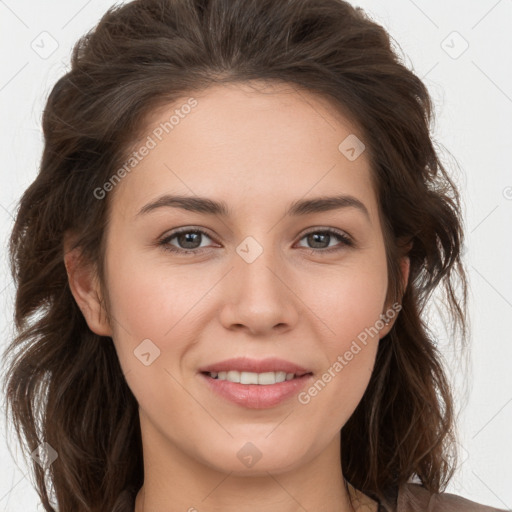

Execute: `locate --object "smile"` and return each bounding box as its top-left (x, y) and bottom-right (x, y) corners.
top-left (204, 370), bottom-right (303, 385)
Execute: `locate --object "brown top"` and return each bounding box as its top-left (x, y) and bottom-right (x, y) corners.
top-left (396, 483), bottom-right (508, 511)
top-left (113, 482), bottom-right (509, 511)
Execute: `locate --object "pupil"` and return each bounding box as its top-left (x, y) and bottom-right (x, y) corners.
top-left (180, 232), bottom-right (200, 249)
top-left (309, 233), bottom-right (329, 248)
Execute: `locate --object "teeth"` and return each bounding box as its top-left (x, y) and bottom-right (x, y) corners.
top-left (241, 371), bottom-right (259, 384)
top-left (227, 370), bottom-right (240, 383)
top-left (209, 370), bottom-right (297, 384)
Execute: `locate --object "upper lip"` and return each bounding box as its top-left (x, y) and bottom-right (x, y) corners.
top-left (198, 357), bottom-right (312, 376)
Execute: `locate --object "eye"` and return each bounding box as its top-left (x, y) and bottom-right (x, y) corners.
top-left (157, 227), bottom-right (354, 256)
top-left (158, 228), bottom-right (216, 255)
top-left (296, 228), bottom-right (354, 254)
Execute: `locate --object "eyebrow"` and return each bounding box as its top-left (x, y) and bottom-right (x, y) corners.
top-left (136, 194), bottom-right (370, 220)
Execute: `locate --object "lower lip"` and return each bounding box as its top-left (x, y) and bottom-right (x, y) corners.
top-left (199, 373), bottom-right (313, 409)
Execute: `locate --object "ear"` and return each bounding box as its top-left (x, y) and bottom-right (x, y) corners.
top-left (63, 237), bottom-right (112, 337)
top-left (378, 255), bottom-right (410, 339)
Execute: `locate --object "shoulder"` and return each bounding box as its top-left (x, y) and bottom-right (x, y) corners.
top-left (397, 482), bottom-right (509, 512)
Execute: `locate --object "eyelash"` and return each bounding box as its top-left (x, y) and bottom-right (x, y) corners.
top-left (157, 227), bottom-right (354, 256)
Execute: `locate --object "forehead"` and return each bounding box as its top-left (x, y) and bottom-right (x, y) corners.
top-left (111, 81), bottom-right (377, 220)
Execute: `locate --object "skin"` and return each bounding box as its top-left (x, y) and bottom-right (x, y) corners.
top-left (65, 81), bottom-right (409, 512)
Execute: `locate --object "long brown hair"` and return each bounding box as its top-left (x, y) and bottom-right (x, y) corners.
top-left (1, 0), bottom-right (467, 510)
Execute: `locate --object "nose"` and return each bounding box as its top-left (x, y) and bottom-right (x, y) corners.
top-left (218, 240), bottom-right (300, 336)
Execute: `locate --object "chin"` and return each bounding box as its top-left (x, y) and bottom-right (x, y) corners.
top-left (195, 436), bottom-right (310, 476)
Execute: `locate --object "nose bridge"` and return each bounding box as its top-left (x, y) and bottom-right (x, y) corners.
top-left (234, 233), bottom-right (285, 300)
top-left (221, 233), bottom-right (298, 332)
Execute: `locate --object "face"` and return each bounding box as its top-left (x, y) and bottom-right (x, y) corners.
top-left (69, 81), bottom-right (405, 477)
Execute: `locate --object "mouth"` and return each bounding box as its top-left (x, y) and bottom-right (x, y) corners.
top-left (197, 357), bottom-right (314, 409)
top-left (197, 356), bottom-right (313, 382)
top-left (201, 370), bottom-right (312, 385)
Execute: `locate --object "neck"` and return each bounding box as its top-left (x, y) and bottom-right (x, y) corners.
top-left (133, 411), bottom-right (378, 512)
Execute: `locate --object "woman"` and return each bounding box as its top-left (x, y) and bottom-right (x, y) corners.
top-left (1, 0), bottom-right (506, 511)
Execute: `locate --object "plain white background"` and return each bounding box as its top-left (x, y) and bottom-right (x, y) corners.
top-left (0, 0), bottom-right (511, 510)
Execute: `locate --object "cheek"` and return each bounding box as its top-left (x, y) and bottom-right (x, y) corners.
top-left (105, 245), bottom-right (208, 336)
top-left (305, 257), bottom-right (388, 344)
top-left (296, 257), bottom-right (387, 424)
top-left (104, 250), bottom-right (208, 416)
top-left (103, 245), bottom-right (215, 387)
